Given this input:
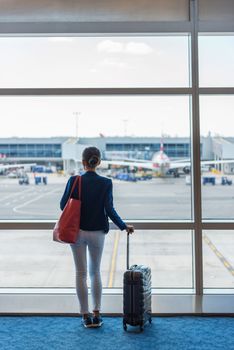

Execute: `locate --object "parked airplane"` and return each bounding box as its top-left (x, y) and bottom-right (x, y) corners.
top-left (0, 163), bottom-right (37, 173)
top-left (101, 143), bottom-right (234, 177)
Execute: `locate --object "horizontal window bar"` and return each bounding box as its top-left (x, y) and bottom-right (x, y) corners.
top-left (1, 220), bottom-right (234, 230)
top-left (1, 221), bottom-right (234, 230)
top-left (1, 88), bottom-right (233, 96)
top-left (0, 220), bottom-right (194, 230)
top-left (1, 294), bottom-right (234, 314)
top-left (0, 288), bottom-right (195, 295)
top-left (198, 22), bottom-right (234, 33)
top-left (0, 21), bottom-right (192, 35)
top-left (202, 221), bottom-right (234, 229)
top-left (2, 22), bottom-right (234, 36)
top-left (0, 88), bottom-right (192, 95)
top-left (199, 88), bottom-right (234, 94)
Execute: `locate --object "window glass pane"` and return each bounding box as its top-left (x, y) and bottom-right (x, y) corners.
top-left (0, 95), bottom-right (192, 220)
top-left (203, 230), bottom-right (234, 290)
top-left (0, 230), bottom-right (194, 289)
top-left (0, 36), bottom-right (190, 88)
top-left (114, 230), bottom-right (194, 289)
top-left (200, 95), bottom-right (234, 220)
top-left (199, 36), bottom-right (234, 87)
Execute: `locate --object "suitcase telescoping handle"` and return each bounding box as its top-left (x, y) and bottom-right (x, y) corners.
top-left (127, 233), bottom-right (137, 270)
top-left (127, 232), bottom-right (130, 270)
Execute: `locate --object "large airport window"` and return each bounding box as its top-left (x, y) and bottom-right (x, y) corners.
top-left (0, 230), bottom-right (194, 290)
top-left (0, 29), bottom-right (234, 303)
top-left (0, 36), bottom-right (190, 88)
top-left (199, 35), bottom-right (234, 87)
top-left (0, 95), bottom-right (192, 221)
top-left (203, 231), bottom-right (234, 290)
top-left (200, 95), bottom-right (234, 220)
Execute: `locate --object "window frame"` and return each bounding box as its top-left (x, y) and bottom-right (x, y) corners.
top-left (0, 0), bottom-right (234, 314)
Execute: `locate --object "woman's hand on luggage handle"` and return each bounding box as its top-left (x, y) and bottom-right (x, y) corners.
top-left (126, 225), bottom-right (134, 234)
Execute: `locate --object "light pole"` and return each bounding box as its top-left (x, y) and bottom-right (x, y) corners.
top-left (122, 119), bottom-right (128, 136)
top-left (72, 111), bottom-right (82, 174)
top-left (73, 111), bottom-right (81, 139)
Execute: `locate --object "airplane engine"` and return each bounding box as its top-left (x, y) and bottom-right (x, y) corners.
top-left (183, 166), bottom-right (190, 174)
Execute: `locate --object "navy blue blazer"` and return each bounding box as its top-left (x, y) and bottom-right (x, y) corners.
top-left (60, 171), bottom-right (127, 233)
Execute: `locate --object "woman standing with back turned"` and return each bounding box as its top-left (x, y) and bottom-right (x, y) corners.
top-left (60, 147), bottom-right (134, 328)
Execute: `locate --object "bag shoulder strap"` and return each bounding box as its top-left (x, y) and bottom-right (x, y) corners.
top-left (78, 175), bottom-right (82, 199)
top-left (69, 176), bottom-right (82, 200)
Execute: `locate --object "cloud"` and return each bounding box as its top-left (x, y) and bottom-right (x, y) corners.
top-left (101, 58), bottom-right (127, 68)
top-left (97, 40), bottom-right (124, 53)
top-left (97, 39), bottom-right (153, 55)
top-left (126, 42), bottom-right (153, 55)
top-left (89, 68), bottom-right (98, 73)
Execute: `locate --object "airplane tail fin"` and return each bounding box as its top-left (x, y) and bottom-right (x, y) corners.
top-left (160, 138), bottom-right (164, 152)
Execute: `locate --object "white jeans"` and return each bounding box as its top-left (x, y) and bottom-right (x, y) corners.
top-left (70, 230), bottom-right (105, 315)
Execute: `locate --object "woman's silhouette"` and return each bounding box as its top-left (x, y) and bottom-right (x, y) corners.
top-left (60, 146), bottom-right (134, 328)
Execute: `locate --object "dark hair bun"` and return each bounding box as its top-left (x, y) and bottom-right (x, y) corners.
top-left (82, 147), bottom-right (101, 169)
top-left (88, 155), bottom-right (99, 167)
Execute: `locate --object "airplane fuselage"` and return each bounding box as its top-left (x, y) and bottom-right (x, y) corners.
top-left (151, 151), bottom-right (170, 176)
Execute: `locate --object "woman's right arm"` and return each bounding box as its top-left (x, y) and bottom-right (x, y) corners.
top-left (104, 179), bottom-right (134, 233)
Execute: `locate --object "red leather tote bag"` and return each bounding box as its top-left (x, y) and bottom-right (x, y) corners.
top-left (53, 176), bottom-right (82, 244)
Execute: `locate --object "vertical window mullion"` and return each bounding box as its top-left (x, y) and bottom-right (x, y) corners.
top-left (190, 0), bottom-right (203, 296)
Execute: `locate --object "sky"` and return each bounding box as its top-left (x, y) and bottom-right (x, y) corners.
top-left (0, 36), bottom-right (233, 138)
top-left (0, 96), bottom-right (190, 138)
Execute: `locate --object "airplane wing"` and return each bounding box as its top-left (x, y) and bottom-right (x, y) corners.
top-left (101, 159), bottom-right (154, 170)
top-left (116, 157), bottom-right (189, 164)
top-left (200, 160), bottom-right (234, 166)
top-left (170, 159), bottom-right (234, 170)
top-left (101, 159), bottom-right (234, 171)
top-left (0, 163), bottom-right (37, 171)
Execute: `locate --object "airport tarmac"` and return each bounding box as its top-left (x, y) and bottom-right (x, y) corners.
top-left (1, 173), bottom-right (234, 220)
top-left (0, 173), bottom-right (234, 290)
top-left (0, 229), bottom-right (233, 290)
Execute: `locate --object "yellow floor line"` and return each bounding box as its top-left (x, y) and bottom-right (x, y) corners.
top-left (203, 234), bottom-right (234, 278)
top-left (224, 261), bottom-right (230, 268)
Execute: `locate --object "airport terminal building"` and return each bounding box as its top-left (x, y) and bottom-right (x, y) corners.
top-left (1, 135), bottom-right (234, 174)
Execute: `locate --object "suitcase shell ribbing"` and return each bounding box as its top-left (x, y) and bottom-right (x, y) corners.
top-left (123, 234), bottom-right (152, 331)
